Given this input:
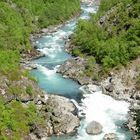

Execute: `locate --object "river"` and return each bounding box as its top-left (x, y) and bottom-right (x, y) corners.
top-left (31, 2), bottom-right (132, 140)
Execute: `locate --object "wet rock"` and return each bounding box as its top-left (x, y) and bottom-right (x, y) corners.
top-left (103, 133), bottom-right (118, 140)
top-left (21, 49), bottom-right (45, 62)
top-left (131, 135), bottom-right (139, 140)
top-left (105, 84), bottom-right (114, 92)
top-left (127, 117), bottom-right (137, 132)
top-left (86, 121), bottom-right (103, 135)
top-left (57, 57), bottom-right (93, 85)
top-left (135, 94), bottom-right (140, 100)
top-left (127, 103), bottom-right (140, 133)
top-left (70, 99), bottom-right (86, 118)
top-left (47, 95), bottom-right (80, 135)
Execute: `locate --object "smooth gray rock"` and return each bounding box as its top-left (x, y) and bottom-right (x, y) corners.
top-left (47, 95), bottom-right (80, 135)
top-left (86, 121), bottom-right (103, 135)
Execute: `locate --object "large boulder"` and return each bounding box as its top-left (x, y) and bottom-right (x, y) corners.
top-left (46, 95), bottom-right (80, 135)
top-left (86, 121), bottom-right (103, 135)
top-left (30, 95), bottom-right (80, 138)
top-left (103, 133), bottom-right (118, 140)
top-left (57, 57), bottom-right (93, 85)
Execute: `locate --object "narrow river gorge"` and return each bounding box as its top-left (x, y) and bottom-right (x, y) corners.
top-left (31, 2), bottom-right (132, 140)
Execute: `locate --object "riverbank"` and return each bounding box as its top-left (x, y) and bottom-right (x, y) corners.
top-left (29, 94), bottom-right (80, 139)
top-left (0, 71), bottom-right (80, 139)
top-left (0, 0), bottom-right (83, 139)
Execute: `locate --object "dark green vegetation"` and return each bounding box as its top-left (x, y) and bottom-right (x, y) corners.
top-left (136, 74), bottom-right (140, 90)
top-left (0, 0), bottom-right (80, 139)
top-left (0, 100), bottom-right (43, 139)
top-left (72, 0), bottom-right (140, 72)
top-left (0, 0), bottom-right (80, 74)
top-left (135, 109), bottom-right (140, 138)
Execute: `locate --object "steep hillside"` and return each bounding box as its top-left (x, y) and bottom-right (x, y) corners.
top-left (0, 0), bottom-right (80, 139)
top-left (72, 0), bottom-right (140, 72)
top-left (0, 0), bottom-right (80, 74)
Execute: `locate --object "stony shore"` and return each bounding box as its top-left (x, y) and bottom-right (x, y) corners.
top-left (20, 10), bottom-right (82, 71)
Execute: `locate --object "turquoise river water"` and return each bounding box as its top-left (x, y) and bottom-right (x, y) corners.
top-left (31, 2), bottom-right (133, 140)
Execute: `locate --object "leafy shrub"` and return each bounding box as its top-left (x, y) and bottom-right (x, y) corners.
top-left (26, 85), bottom-right (33, 96)
top-left (0, 99), bottom-right (44, 139)
top-left (0, 0), bottom-right (80, 75)
top-left (0, 1), bottom-right (81, 139)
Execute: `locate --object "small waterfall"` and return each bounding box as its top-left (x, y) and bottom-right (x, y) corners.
top-left (37, 64), bottom-right (56, 77)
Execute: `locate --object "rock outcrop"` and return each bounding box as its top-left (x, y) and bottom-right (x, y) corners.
top-left (57, 57), bottom-right (99, 85)
top-left (0, 73), bottom-right (80, 139)
top-left (101, 58), bottom-right (140, 103)
top-left (58, 40), bottom-right (140, 138)
top-left (46, 95), bottom-right (80, 135)
top-left (28, 95), bottom-right (80, 139)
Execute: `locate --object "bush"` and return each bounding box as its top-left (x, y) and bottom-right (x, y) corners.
top-left (26, 85), bottom-right (33, 96)
top-left (0, 1), bottom-right (81, 139)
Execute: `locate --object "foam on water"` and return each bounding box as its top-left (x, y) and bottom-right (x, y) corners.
top-left (84, 7), bottom-right (97, 13)
top-left (75, 85), bottom-right (132, 140)
top-left (37, 65), bottom-right (56, 76)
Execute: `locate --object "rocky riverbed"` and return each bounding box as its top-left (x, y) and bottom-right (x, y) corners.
top-left (18, 4), bottom-right (84, 139)
top-left (57, 57), bottom-right (100, 85)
